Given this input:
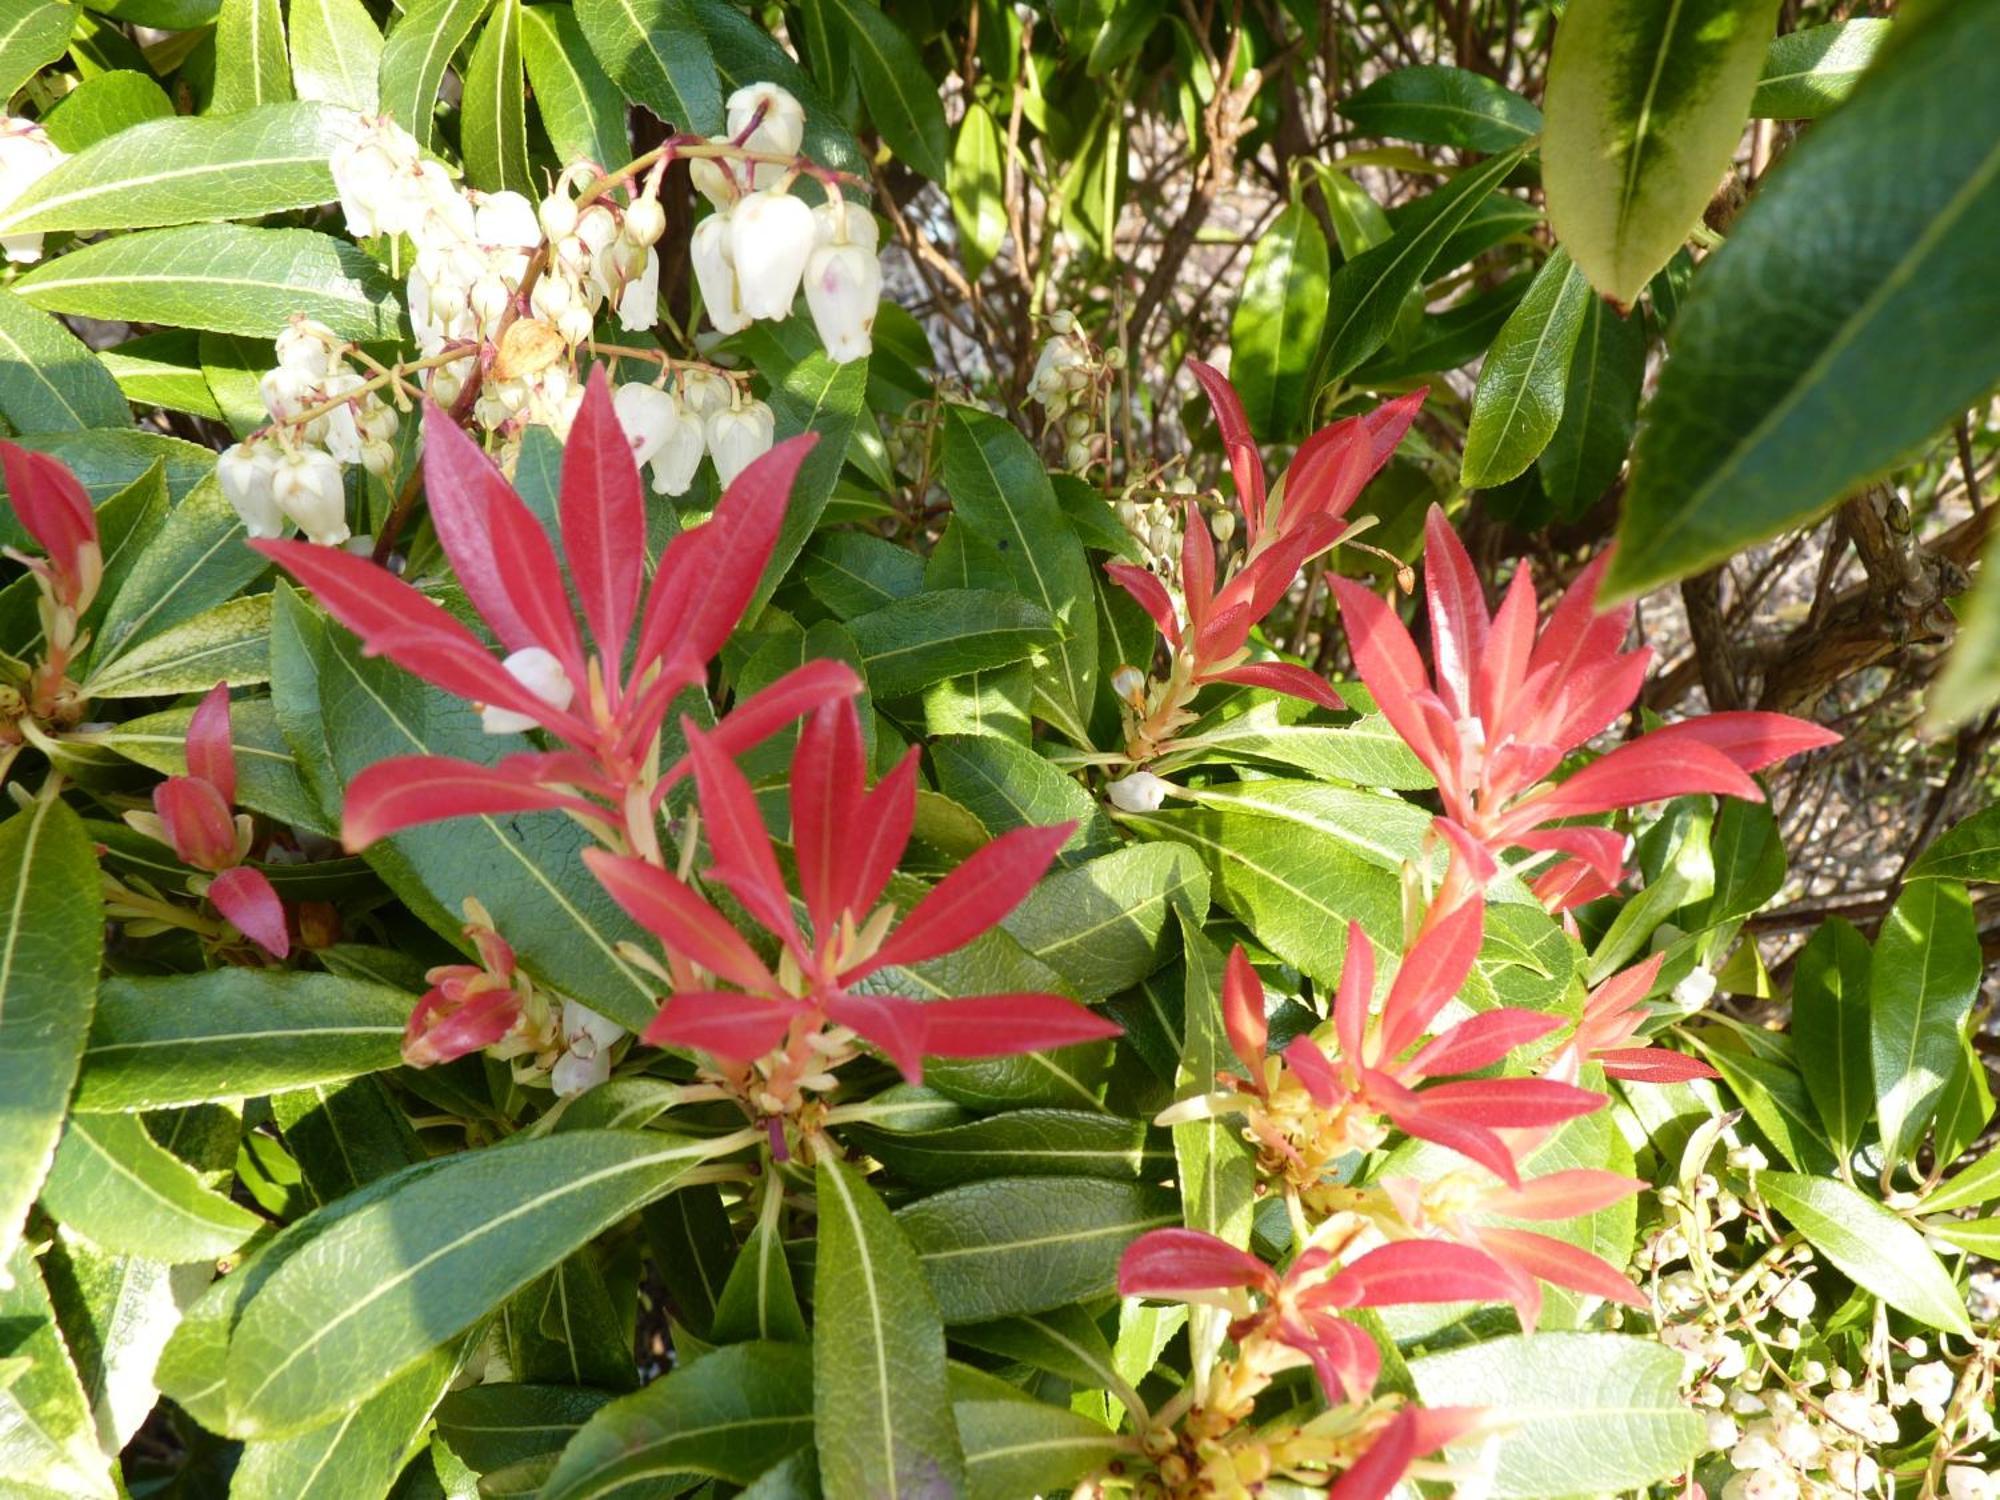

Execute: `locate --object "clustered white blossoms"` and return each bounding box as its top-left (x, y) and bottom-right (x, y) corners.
top-left (684, 84), bottom-right (882, 363)
top-left (0, 114), bottom-right (65, 263)
top-left (216, 318), bottom-right (400, 548)
top-left (609, 368), bottom-right (772, 497)
top-left (1028, 308), bottom-right (1123, 470)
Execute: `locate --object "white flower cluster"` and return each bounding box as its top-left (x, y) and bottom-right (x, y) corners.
top-left (686, 85), bottom-right (881, 362)
top-left (1028, 309), bottom-right (1123, 469)
top-left (612, 369), bottom-right (775, 497)
top-left (0, 115), bottom-right (63, 263)
top-left (216, 319), bottom-right (400, 547)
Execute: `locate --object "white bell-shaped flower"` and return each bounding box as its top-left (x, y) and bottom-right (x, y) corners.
top-left (688, 155), bottom-right (735, 209)
top-left (812, 198), bottom-right (880, 254)
top-left (328, 116), bottom-right (427, 241)
top-left (648, 413), bottom-right (705, 497)
top-left (217, 443), bottom-right (285, 540)
top-left (730, 190), bottom-right (815, 321)
top-left (474, 189), bottom-right (541, 248)
top-left (479, 645), bottom-right (575, 735)
top-left (612, 381), bottom-right (679, 467)
top-left (679, 368), bottom-right (732, 420)
top-left (725, 83), bottom-right (805, 190)
top-left (690, 212), bottom-right (749, 333)
top-left (550, 999), bottom-right (623, 1097)
top-left (1106, 771), bottom-right (1172, 813)
top-left (274, 318), bottom-right (341, 379)
top-left (272, 447), bottom-right (350, 547)
top-left (706, 400), bottom-right (775, 488)
top-left (803, 240), bottom-right (880, 363)
top-left (623, 193), bottom-right (665, 249)
top-left (616, 246), bottom-right (660, 333)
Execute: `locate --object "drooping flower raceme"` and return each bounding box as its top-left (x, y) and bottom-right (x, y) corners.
top-left (1105, 360), bottom-right (1424, 768)
top-left (586, 696), bottom-right (1121, 1122)
top-left (1331, 506), bottom-right (1839, 908)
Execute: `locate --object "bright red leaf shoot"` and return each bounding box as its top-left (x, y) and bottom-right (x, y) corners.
top-left (122, 683), bottom-right (289, 958)
top-left (0, 442), bottom-right (103, 738)
top-left (402, 898), bottom-right (559, 1068)
top-left (254, 366), bottom-right (859, 863)
top-left (1104, 362), bottom-right (1424, 766)
top-left (1548, 951), bottom-right (1719, 1086)
top-left (585, 697), bottom-right (1119, 1138)
top-left (1331, 506), bottom-right (1839, 909)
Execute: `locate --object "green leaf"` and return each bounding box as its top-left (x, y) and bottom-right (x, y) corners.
top-left (1543, 0), bottom-right (1779, 305)
top-left (0, 797), bottom-right (101, 1270)
top-left (433, 1383), bottom-right (610, 1474)
top-left (1606, 2), bottom-right (2000, 598)
top-left (98, 330), bottom-right (222, 420)
top-left (40, 1112), bottom-right (260, 1262)
top-left (38, 69), bottom-right (173, 151)
top-left (1537, 292), bottom-right (1647, 518)
top-left (1753, 18), bottom-right (1889, 119)
top-left (73, 970), bottom-right (409, 1113)
top-left (1871, 879), bottom-right (1980, 1166)
top-left (753, 351), bottom-right (869, 621)
top-left (573, 0), bottom-right (720, 135)
top-left (845, 1109), bottom-right (1168, 1189)
top-left (223, 1131), bottom-right (717, 1436)
top-left (82, 592), bottom-right (270, 697)
top-left (542, 1341), bottom-right (813, 1499)
top-left (520, 4), bottom-right (624, 170)
top-left (690, 0), bottom-right (865, 179)
top-left (0, 290), bottom-right (128, 432)
top-left (378, 0), bottom-right (494, 148)
top-left (797, 531), bottom-right (926, 619)
top-left (951, 101), bottom-right (1007, 277)
top-left (941, 404), bottom-right (1098, 744)
top-left (231, 1336), bottom-right (464, 1500)
top-left (930, 733), bottom-right (1117, 862)
top-left (1930, 523), bottom-right (2000, 731)
top-left (1230, 201), bottom-right (1329, 441)
top-left (1002, 843), bottom-right (1207, 1000)
top-left (1461, 245), bottom-right (1593, 489)
top-left (1170, 698), bottom-right (1433, 789)
top-left (896, 1176), bottom-right (1178, 1323)
top-left (712, 1210), bottom-right (807, 1344)
top-left (1905, 802), bottom-right (2000, 885)
top-left (1754, 1171), bottom-right (1971, 1335)
top-left (289, 0), bottom-right (382, 111)
top-left (1689, 1031), bottom-right (1838, 1174)
top-left (810, 0), bottom-right (947, 181)
top-left (1318, 146), bottom-right (1528, 382)
top-left (211, 0), bottom-right (291, 112)
top-left (0, 100), bottom-right (351, 236)
top-left (1927, 1149), bottom-right (2000, 1216)
top-left (92, 475), bottom-right (268, 668)
top-left (1927, 1217), bottom-right (2000, 1259)
top-left (957, 1393), bottom-right (1130, 1500)
top-left (17, 224), bottom-right (400, 340)
top-left (1790, 917), bottom-right (1872, 1157)
top-left (1336, 63), bottom-right (1542, 151)
top-left (0, 0), bottom-right (73, 99)
top-left (1410, 1333), bottom-right (1705, 1498)
top-left (464, 0), bottom-right (530, 193)
top-left (0, 1243), bottom-right (117, 1500)
top-left (1933, 1034), bottom-right (1995, 1170)
top-left (813, 1156), bottom-right (968, 1497)
top-left (39, 1230), bottom-right (195, 1455)
top-left (849, 588), bottom-right (1059, 700)
top-left (97, 696), bottom-right (329, 836)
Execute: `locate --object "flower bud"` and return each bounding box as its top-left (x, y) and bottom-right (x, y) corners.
top-left (272, 447), bottom-right (350, 547)
top-left (403, 967), bottom-right (522, 1067)
top-left (538, 189), bottom-right (578, 240)
top-left (679, 368), bottom-right (731, 418)
top-left (1107, 771), bottom-right (1171, 813)
top-left (616, 246), bottom-right (660, 333)
top-left (556, 304), bottom-right (596, 347)
top-left (705, 399), bottom-right (775, 487)
top-left (812, 197), bottom-right (880, 253)
top-left (802, 241), bottom-right (880, 362)
top-left (475, 190), bottom-right (541, 248)
top-left (612, 381), bottom-right (679, 466)
top-left (479, 645), bottom-right (575, 735)
top-left (218, 442), bottom-right (285, 539)
top-left (623, 192), bottom-right (666, 248)
top-left (690, 212), bottom-right (748, 333)
top-left (688, 155), bottom-right (734, 208)
top-left (725, 83), bottom-right (805, 189)
top-left (275, 318), bottom-right (340, 379)
top-left (648, 417), bottom-right (705, 497)
top-left (149, 775), bottom-right (241, 871)
top-left (730, 190), bottom-right (815, 320)
top-left (551, 999), bottom-right (624, 1097)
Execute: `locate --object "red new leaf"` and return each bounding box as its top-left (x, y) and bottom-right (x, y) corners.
top-left (342, 757), bottom-right (601, 852)
top-left (861, 821), bottom-right (1074, 976)
top-left (208, 865), bottom-right (289, 958)
top-left (1118, 1227), bottom-right (1275, 1297)
top-left (583, 849), bottom-right (774, 992)
top-left (642, 991), bottom-right (806, 1061)
top-left (917, 993), bottom-right (1122, 1057)
top-left (185, 683), bottom-right (236, 805)
top-left (561, 368), bottom-right (647, 662)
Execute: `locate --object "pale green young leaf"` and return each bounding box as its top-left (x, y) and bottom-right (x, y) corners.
top-left (1752, 18), bottom-right (1889, 119)
top-left (1871, 879), bottom-right (1980, 1167)
top-left (464, 0), bottom-right (530, 194)
top-left (210, 0), bottom-right (292, 113)
top-left (951, 102), bottom-right (1007, 278)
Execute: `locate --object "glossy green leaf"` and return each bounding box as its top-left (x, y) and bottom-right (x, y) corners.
top-left (896, 1176), bottom-right (1178, 1323)
top-left (0, 0), bottom-right (72, 98)
top-left (1318, 146), bottom-right (1527, 382)
top-left (1789, 917), bottom-right (1872, 1157)
top-left (83, 592), bottom-right (270, 697)
top-left (98, 330), bottom-right (223, 420)
top-left (1905, 802), bottom-right (2000, 885)
top-left (1411, 1333), bottom-right (1705, 1498)
top-left (543, 1341), bottom-right (812, 1499)
top-left (290, 0), bottom-right (382, 110)
top-left (1871, 878), bottom-right (1980, 1166)
top-left (519, 4), bottom-right (624, 169)
top-left (1169, 698), bottom-right (1433, 789)
top-left (951, 101), bottom-right (1007, 278)
top-left (1689, 1032), bottom-right (1838, 1175)
top-left (753, 351), bottom-right (869, 620)
top-left (434, 1383), bottom-right (609, 1474)
top-left (464, 0), bottom-right (530, 193)
top-left (573, 0), bottom-right (720, 135)
top-left (845, 1109), bottom-right (1168, 1188)
top-left (378, 0), bottom-right (494, 148)
top-left (848, 588), bottom-right (1059, 700)
top-left (1753, 19), bottom-right (1889, 119)
top-left (957, 1392), bottom-right (1130, 1500)
top-left (930, 733), bottom-right (1118, 861)
top-left (1544, 0), bottom-right (1779, 305)
top-left (73, 971), bottom-right (408, 1113)
top-left (223, 1130), bottom-right (716, 1436)
top-left (211, 0), bottom-right (291, 112)
top-left (951, 1303), bottom-right (1123, 1393)
top-left (712, 1211), bottom-right (807, 1344)
top-left (91, 475), bottom-right (267, 668)
top-left (1002, 842), bottom-right (1206, 1000)
top-left (1461, 246), bottom-right (1593, 488)
top-left (38, 69), bottom-right (173, 151)
top-left (0, 796), bottom-right (101, 1270)
top-left (0, 290), bottom-right (128, 433)
top-left (813, 1156), bottom-right (968, 1497)
top-left (1537, 292), bottom-right (1647, 518)
top-left (1231, 201), bottom-right (1329, 440)
top-left (40, 1112), bottom-right (260, 1262)
top-left (40, 1229), bottom-right (199, 1455)
top-left (1754, 1171), bottom-right (1970, 1335)
top-left (1337, 63), bottom-right (1542, 151)
top-left (16, 225), bottom-right (400, 340)
top-left (1926, 1149), bottom-right (2000, 1216)
top-left (810, 0), bottom-right (947, 181)
top-left (1606, 2), bottom-right (2000, 597)
top-left (796, 531), bottom-right (926, 619)
top-left (97, 696), bottom-right (329, 836)
top-left (0, 101), bottom-right (351, 235)
top-left (1932, 1033), bottom-right (1996, 1170)
top-left (0, 1243), bottom-right (117, 1500)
